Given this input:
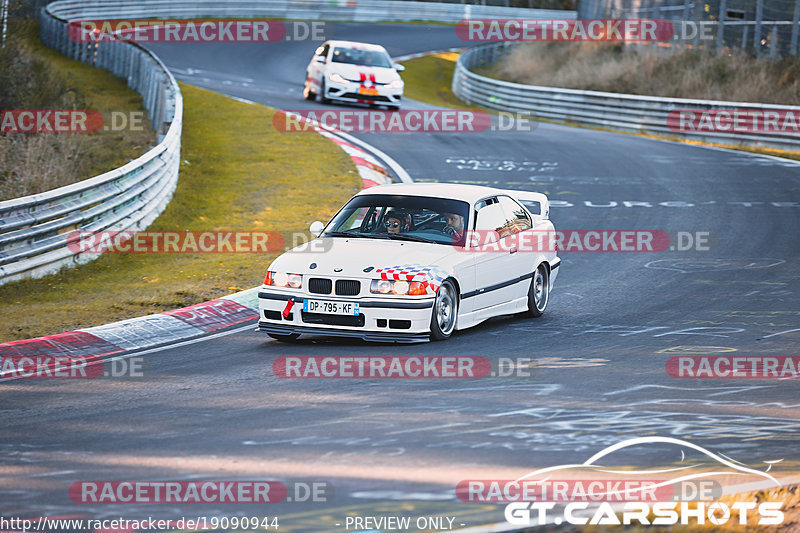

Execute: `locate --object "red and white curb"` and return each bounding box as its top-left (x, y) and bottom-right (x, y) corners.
top-left (0, 288), bottom-right (261, 379)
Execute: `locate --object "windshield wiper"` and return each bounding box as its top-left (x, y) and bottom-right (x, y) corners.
top-left (385, 234), bottom-right (437, 244)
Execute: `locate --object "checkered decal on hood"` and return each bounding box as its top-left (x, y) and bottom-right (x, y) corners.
top-left (375, 264), bottom-right (449, 295)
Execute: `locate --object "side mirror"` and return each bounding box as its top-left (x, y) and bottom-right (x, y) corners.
top-left (309, 221), bottom-right (325, 237)
top-left (314, 55), bottom-right (326, 63)
top-left (394, 63), bottom-right (405, 72)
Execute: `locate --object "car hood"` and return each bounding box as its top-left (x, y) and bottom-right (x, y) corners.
top-left (327, 63), bottom-right (399, 84)
top-left (269, 237), bottom-right (453, 279)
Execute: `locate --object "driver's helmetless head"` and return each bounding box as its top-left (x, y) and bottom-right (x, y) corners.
top-left (384, 216), bottom-right (403, 234)
top-left (444, 213), bottom-right (464, 232)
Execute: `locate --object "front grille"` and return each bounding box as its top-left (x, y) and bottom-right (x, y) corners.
top-left (308, 278), bottom-right (332, 294)
top-left (302, 312), bottom-right (365, 327)
top-left (335, 279), bottom-right (360, 296)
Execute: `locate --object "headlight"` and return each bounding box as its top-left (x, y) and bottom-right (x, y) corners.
top-left (388, 79), bottom-right (404, 89)
top-left (264, 271), bottom-right (302, 288)
top-left (370, 279), bottom-right (427, 295)
top-left (329, 72), bottom-right (347, 84)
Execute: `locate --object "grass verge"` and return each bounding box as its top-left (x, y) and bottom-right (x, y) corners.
top-left (401, 52), bottom-right (800, 161)
top-left (0, 83), bottom-right (360, 342)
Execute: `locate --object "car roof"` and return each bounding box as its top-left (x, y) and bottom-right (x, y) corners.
top-left (324, 40), bottom-right (388, 52)
top-left (356, 183), bottom-right (512, 203)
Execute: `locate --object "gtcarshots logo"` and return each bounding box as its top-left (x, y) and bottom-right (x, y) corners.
top-left (501, 437), bottom-right (784, 527)
top-left (457, 18), bottom-right (674, 42)
top-left (67, 20), bottom-right (326, 43)
top-left (274, 110), bottom-right (538, 133)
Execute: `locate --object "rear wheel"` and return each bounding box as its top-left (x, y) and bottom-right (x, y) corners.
top-left (268, 333), bottom-right (300, 343)
top-left (430, 280), bottom-right (458, 341)
top-left (526, 264), bottom-right (549, 318)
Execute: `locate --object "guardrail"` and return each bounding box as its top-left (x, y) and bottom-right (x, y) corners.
top-left (26, 0), bottom-right (572, 24)
top-left (452, 42), bottom-right (800, 151)
top-left (0, 3), bottom-right (182, 285)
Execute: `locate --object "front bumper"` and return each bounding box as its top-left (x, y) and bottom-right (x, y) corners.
top-left (257, 290), bottom-right (434, 343)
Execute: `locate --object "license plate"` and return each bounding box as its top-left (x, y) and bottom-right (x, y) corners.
top-left (358, 87), bottom-right (379, 96)
top-left (303, 299), bottom-right (360, 315)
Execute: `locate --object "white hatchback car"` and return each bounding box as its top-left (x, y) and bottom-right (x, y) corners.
top-left (303, 40), bottom-right (404, 109)
top-left (256, 183), bottom-right (560, 343)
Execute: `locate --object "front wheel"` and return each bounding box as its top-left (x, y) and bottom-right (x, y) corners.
top-left (430, 280), bottom-right (458, 341)
top-left (302, 76), bottom-right (315, 100)
top-left (319, 81), bottom-right (330, 104)
top-left (526, 264), bottom-right (549, 318)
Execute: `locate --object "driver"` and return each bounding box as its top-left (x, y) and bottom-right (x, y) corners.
top-left (383, 210), bottom-right (410, 235)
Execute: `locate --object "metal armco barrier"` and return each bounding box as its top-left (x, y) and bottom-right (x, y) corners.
top-left (27, 0), bottom-right (572, 24)
top-left (1, 0), bottom-right (573, 286)
top-left (452, 42), bottom-right (800, 151)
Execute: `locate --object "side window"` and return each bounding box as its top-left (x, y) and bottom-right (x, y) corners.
top-left (474, 198), bottom-right (509, 243)
top-left (498, 196), bottom-right (532, 235)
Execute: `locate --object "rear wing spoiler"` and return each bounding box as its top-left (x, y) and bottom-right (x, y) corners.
top-left (502, 190), bottom-right (550, 220)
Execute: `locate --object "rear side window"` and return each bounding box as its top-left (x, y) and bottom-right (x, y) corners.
top-left (498, 196), bottom-right (532, 234)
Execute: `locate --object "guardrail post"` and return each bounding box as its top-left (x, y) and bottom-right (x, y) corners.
top-left (769, 24), bottom-right (778, 58)
top-left (791, 0), bottom-right (800, 56)
top-left (741, 25), bottom-right (748, 52)
top-left (716, 0), bottom-right (727, 54)
top-left (754, 0), bottom-right (763, 55)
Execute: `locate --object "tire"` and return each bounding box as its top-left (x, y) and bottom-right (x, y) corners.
top-left (319, 80), bottom-right (330, 104)
top-left (268, 333), bottom-right (300, 343)
top-left (303, 76), bottom-right (315, 100)
top-left (526, 264), bottom-right (549, 318)
top-left (430, 279), bottom-right (458, 341)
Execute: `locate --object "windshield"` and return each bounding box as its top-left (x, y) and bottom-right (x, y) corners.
top-left (331, 47), bottom-right (393, 68)
top-left (323, 194), bottom-right (470, 246)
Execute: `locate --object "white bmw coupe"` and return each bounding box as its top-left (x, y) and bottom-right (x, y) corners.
top-left (256, 183), bottom-right (560, 343)
top-left (303, 40), bottom-right (404, 109)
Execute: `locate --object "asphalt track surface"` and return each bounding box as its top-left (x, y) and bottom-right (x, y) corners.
top-left (4, 22), bottom-right (800, 532)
